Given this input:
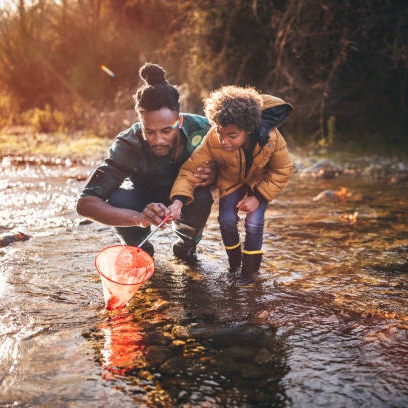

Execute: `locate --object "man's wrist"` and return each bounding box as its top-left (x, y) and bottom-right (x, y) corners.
top-left (130, 211), bottom-right (143, 226)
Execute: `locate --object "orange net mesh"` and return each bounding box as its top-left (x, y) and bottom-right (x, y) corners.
top-left (95, 245), bottom-right (155, 310)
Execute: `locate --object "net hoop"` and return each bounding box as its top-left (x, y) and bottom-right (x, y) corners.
top-left (95, 244), bottom-right (155, 286)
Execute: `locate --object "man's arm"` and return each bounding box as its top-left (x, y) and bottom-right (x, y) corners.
top-left (193, 160), bottom-right (217, 187)
top-left (77, 195), bottom-right (168, 227)
top-left (170, 133), bottom-right (214, 204)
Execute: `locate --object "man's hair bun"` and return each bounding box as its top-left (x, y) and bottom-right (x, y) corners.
top-left (139, 63), bottom-right (167, 86)
top-left (134, 62), bottom-right (179, 112)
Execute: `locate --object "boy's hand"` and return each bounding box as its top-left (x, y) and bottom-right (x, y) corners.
top-left (236, 195), bottom-right (259, 214)
top-left (194, 160), bottom-right (217, 187)
top-left (168, 199), bottom-right (184, 221)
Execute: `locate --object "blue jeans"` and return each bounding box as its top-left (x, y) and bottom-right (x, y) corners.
top-left (108, 183), bottom-right (213, 246)
top-left (218, 186), bottom-right (268, 251)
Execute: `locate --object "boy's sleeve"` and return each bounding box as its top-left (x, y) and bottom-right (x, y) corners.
top-left (253, 129), bottom-right (294, 202)
top-left (170, 133), bottom-right (213, 205)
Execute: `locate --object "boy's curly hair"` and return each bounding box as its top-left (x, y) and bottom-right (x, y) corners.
top-left (203, 86), bottom-right (262, 132)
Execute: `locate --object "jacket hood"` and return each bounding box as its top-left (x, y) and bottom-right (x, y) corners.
top-left (261, 94), bottom-right (293, 128)
top-left (255, 94), bottom-right (293, 146)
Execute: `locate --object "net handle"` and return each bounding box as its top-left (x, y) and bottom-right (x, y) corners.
top-left (137, 214), bottom-right (171, 248)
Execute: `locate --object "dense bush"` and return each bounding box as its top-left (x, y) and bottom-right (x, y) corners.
top-left (0, 0), bottom-right (406, 147)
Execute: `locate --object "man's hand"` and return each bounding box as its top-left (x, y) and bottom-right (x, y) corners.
top-left (236, 195), bottom-right (260, 214)
top-left (138, 203), bottom-right (169, 228)
top-left (168, 199), bottom-right (183, 221)
top-left (194, 160), bottom-right (217, 187)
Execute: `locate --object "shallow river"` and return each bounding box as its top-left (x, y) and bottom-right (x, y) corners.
top-left (0, 157), bottom-right (407, 407)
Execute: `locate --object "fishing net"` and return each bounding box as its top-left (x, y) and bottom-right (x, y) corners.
top-left (95, 245), bottom-right (154, 310)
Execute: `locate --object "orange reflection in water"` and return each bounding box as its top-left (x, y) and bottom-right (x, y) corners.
top-left (100, 310), bottom-right (147, 377)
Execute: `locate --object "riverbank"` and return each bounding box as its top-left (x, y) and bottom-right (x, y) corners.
top-left (2, 128), bottom-right (408, 191)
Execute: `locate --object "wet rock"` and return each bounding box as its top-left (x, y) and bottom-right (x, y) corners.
top-left (300, 159), bottom-right (343, 178)
top-left (170, 339), bottom-right (186, 349)
top-left (146, 328), bottom-right (172, 345)
top-left (164, 305), bottom-right (187, 322)
top-left (230, 361), bottom-right (266, 379)
top-left (171, 325), bottom-right (190, 340)
top-left (0, 231), bottom-right (30, 248)
top-left (190, 324), bottom-right (266, 346)
top-left (226, 346), bottom-right (255, 362)
top-left (178, 390), bottom-right (188, 402)
top-left (149, 298), bottom-right (171, 312)
top-left (254, 348), bottom-right (273, 365)
top-left (144, 345), bottom-right (173, 368)
top-left (159, 356), bottom-right (187, 375)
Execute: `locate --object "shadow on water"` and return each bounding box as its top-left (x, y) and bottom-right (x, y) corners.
top-left (1, 160), bottom-right (408, 407)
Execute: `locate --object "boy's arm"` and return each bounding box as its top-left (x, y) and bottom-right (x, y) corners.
top-left (253, 130), bottom-right (294, 202)
top-left (170, 134), bottom-right (214, 205)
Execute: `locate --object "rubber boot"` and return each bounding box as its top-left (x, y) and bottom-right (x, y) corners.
top-left (172, 221), bottom-right (202, 262)
top-left (140, 241), bottom-right (154, 257)
top-left (239, 252), bottom-right (262, 285)
top-left (173, 237), bottom-right (197, 261)
top-left (226, 245), bottom-right (242, 274)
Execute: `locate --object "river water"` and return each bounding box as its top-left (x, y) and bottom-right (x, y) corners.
top-left (0, 156), bottom-right (407, 407)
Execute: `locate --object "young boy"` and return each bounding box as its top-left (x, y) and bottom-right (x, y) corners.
top-left (168, 86), bottom-right (293, 283)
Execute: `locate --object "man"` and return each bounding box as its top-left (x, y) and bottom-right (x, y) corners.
top-left (76, 62), bottom-right (215, 260)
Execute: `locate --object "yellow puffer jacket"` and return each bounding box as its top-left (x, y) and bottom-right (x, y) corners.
top-left (170, 95), bottom-right (294, 204)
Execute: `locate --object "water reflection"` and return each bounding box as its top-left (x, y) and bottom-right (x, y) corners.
top-left (100, 310), bottom-right (147, 378)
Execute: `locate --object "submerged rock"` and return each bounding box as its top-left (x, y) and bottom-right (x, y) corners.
top-left (171, 325), bottom-right (190, 340)
top-left (254, 348), bottom-right (274, 365)
top-left (144, 345), bottom-right (173, 368)
top-left (189, 324), bottom-right (266, 346)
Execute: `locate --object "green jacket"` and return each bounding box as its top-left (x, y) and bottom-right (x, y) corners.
top-left (79, 113), bottom-right (210, 200)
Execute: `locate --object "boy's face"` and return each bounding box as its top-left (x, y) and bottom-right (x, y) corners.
top-left (216, 124), bottom-right (250, 152)
top-left (140, 108), bottom-right (180, 156)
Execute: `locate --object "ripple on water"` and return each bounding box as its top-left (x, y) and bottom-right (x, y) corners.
top-left (1, 166), bottom-right (408, 406)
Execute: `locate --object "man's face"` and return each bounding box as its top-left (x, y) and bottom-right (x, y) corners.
top-left (216, 124), bottom-right (250, 152)
top-left (140, 108), bottom-right (180, 156)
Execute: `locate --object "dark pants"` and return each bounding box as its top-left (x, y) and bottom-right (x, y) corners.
top-left (108, 183), bottom-right (213, 247)
top-left (218, 186), bottom-right (268, 251)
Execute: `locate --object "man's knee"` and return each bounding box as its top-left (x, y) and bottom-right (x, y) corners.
top-left (191, 186), bottom-right (213, 212)
top-left (180, 186), bottom-right (213, 227)
top-left (108, 187), bottom-right (144, 211)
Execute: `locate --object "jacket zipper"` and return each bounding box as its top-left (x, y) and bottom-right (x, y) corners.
top-left (238, 148), bottom-right (243, 181)
top-left (225, 149), bottom-right (244, 192)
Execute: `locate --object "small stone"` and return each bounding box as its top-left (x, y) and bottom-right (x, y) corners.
top-left (178, 390), bottom-right (188, 401)
top-left (170, 339), bottom-right (186, 348)
top-left (171, 325), bottom-right (190, 339)
top-left (254, 348), bottom-right (273, 365)
top-left (144, 346), bottom-right (172, 368)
